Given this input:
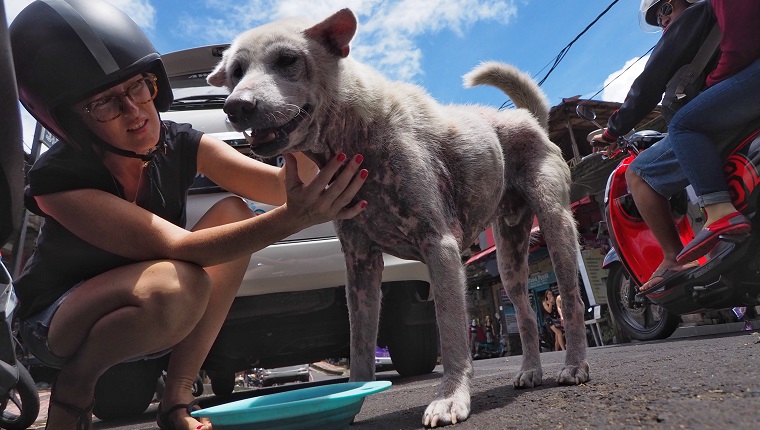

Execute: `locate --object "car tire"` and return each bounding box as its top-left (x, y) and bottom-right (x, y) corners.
top-left (208, 369), bottom-right (235, 396)
top-left (93, 358), bottom-right (164, 420)
top-left (387, 320), bottom-right (438, 377)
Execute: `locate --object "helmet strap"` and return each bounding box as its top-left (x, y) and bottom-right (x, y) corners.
top-left (97, 123), bottom-right (168, 165)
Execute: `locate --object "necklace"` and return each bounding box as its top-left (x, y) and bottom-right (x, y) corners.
top-left (108, 160), bottom-right (148, 204)
top-left (131, 163), bottom-right (146, 204)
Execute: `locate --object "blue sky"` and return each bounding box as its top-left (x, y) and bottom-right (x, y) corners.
top-left (5, 0), bottom-right (662, 150)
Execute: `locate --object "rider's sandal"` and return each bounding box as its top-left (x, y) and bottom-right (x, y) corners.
top-left (157, 403), bottom-right (205, 430)
top-left (636, 261), bottom-right (699, 297)
top-left (676, 212), bottom-right (751, 263)
top-left (46, 396), bottom-right (95, 430)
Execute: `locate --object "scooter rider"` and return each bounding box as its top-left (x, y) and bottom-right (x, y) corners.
top-left (592, 0), bottom-right (717, 294)
top-left (9, 1), bottom-right (367, 429)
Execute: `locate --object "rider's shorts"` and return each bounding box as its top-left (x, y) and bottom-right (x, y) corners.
top-left (19, 283), bottom-right (170, 368)
top-left (627, 136), bottom-right (690, 198)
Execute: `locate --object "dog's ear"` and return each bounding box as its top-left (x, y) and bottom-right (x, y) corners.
top-left (304, 8), bottom-right (357, 58)
top-left (207, 55), bottom-right (228, 88)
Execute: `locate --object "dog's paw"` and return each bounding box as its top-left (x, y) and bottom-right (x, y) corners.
top-left (557, 360), bottom-right (590, 385)
top-left (422, 397), bottom-right (470, 428)
top-left (512, 368), bottom-right (543, 389)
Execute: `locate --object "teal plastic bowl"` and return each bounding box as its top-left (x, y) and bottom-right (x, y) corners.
top-left (190, 381), bottom-right (391, 430)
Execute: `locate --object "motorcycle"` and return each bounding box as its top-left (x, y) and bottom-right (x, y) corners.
top-left (576, 104), bottom-right (760, 341)
top-left (0, 258), bottom-right (40, 430)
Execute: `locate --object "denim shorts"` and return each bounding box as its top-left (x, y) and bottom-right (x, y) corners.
top-left (627, 136), bottom-right (690, 199)
top-left (19, 283), bottom-right (171, 368)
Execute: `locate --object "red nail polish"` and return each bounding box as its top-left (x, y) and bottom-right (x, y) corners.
top-left (360, 169), bottom-right (368, 179)
top-left (360, 201), bottom-right (368, 208)
top-left (337, 153), bottom-right (347, 162)
top-left (354, 154), bottom-right (364, 164)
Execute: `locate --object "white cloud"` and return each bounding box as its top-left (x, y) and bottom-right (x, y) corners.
top-left (104, 0), bottom-right (157, 29)
top-left (182, 0), bottom-right (517, 82)
top-left (3, 0), bottom-right (155, 28)
top-left (601, 55), bottom-right (649, 103)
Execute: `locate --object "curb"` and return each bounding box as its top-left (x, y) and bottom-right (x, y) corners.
top-left (310, 361), bottom-right (349, 376)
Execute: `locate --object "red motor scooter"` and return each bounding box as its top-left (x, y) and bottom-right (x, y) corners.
top-left (577, 105), bottom-right (760, 340)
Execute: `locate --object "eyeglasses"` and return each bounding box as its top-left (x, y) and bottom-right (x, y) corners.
top-left (83, 74), bottom-right (158, 122)
top-left (657, 0), bottom-right (674, 28)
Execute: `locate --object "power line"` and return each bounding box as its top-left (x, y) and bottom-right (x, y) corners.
top-left (586, 44), bottom-right (655, 101)
top-left (536, 0), bottom-right (620, 87)
top-left (499, 0), bottom-right (620, 111)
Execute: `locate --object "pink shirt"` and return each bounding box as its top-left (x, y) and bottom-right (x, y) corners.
top-left (706, 0), bottom-right (760, 87)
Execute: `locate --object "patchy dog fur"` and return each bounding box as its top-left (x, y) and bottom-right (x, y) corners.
top-left (209, 9), bottom-right (589, 427)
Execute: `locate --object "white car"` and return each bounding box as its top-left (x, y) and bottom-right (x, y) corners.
top-left (89, 45), bottom-right (439, 420)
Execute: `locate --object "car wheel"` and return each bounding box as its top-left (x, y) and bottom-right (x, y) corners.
top-left (380, 281), bottom-right (438, 377)
top-left (94, 358), bottom-right (164, 420)
top-left (387, 320), bottom-right (438, 377)
top-left (208, 370), bottom-right (236, 396)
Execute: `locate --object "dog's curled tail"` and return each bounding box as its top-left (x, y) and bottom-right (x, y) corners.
top-left (463, 61), bottom-right (550, 131)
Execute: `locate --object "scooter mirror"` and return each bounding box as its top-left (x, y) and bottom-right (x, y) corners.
top-left (575, 104), bottom-right (597, 121)
top-left (576, 104), bottom-right (605, 129)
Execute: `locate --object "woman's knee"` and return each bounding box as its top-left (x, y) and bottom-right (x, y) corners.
top-left (194, 196), bottom-right (254, 230)
top-left (143, 261), bottom-right (212, 311)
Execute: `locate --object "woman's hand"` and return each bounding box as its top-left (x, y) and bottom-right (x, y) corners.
top-left (282, 152), bottom-right (368, 229)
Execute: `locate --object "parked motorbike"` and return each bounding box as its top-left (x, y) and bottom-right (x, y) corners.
top-left (474, 339), bottom-right (506, 359)
top-left (577, 105), bottom-right (760, 341)
top-left (0, 258), bottom-right (40, 430)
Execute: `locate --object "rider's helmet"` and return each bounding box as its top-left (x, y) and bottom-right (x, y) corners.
top-left (639, 0), bottom-right (698, 33)
top-left (9, 0), bottom-right (173, 148)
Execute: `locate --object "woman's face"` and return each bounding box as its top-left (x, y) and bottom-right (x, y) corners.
top-left (545, 290), bottom-right (554, 301)
top-left (76, 74), bottom-right (161, 154)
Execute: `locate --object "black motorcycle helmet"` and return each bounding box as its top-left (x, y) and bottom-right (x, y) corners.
top-left (10, 0), bottom-right (173, 148)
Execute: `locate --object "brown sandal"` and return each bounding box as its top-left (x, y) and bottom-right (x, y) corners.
top-left (157, 403), bottom-right (204, 430)
top-left (46, 396), bottom-right (95, 430)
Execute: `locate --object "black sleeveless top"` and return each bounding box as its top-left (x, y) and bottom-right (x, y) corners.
top-left (15, 121), bottom-right (203, 319)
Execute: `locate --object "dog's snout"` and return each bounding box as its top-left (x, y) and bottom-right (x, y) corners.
top-left (223, 97), bottom-right (258, 126)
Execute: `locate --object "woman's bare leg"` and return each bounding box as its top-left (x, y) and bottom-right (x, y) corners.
top-left (160, 197), bottom-right (254, 430)
top-left (46, 260), bottom-right (212, 430)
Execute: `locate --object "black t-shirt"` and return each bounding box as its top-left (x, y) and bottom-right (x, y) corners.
top-left (607, 0), bottom-right (717, 137)
top-left (15, 121), bottom-right (203, 319)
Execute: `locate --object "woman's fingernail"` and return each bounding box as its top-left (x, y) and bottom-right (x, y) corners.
top-left (360, 201), bottom-right (368, 208)
top-left (360, 169), bottom-right (368, 179)
top-left (354, 154), bottom-right (364, 164)
top-left (337, 153), bottom-right (347, 162)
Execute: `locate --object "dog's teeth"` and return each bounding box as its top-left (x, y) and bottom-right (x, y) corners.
top-left (242, 129), bottom-right (254, 144)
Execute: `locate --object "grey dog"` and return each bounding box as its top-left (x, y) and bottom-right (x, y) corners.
top-left (209, 8), bottom-right (589, 427)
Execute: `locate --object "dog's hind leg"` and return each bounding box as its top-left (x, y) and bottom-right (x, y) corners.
top-left (524, 163), bottom-right (590, 385)
top-left (492, 214), bottom-right (543, 388)
top-left (421, 234), bottom-right (473, 428)
top-left (343, 245), bottom-right (385, 382)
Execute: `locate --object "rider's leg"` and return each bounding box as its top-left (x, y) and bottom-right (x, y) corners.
top-left (626, 138), bottom-right (694, 289)
top-left (626, 169), bottom-right (684, 261)
top-left (670, 58), bottom-right (760, 227)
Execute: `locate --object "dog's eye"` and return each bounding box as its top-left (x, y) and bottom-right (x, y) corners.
top-left (232, 66), bottom-right (244, 80)
top-left (275, 54), bottom-right (299, 68)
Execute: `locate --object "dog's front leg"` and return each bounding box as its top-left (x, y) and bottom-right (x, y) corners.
top-left (344, 245), bottom-right (384, 382)
top-left (421, 235), bottom-right (472, 428)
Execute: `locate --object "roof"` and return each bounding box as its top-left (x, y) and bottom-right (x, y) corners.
top-left (546, 96), bottom-right (667, 201)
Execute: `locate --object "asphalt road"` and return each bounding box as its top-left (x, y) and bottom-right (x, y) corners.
top-left (71, 330), bottom-right (760, 429)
